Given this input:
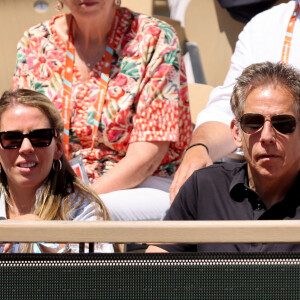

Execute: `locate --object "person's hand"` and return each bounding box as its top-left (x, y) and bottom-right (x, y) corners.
top-left (10, 214), bottom-right (42, 221)
top-left (0, 243), bottom-right (13, 253)
top-left (169, 146), bottom-right (212, 204)
top-left (0, 214), bottom-right (70, 253)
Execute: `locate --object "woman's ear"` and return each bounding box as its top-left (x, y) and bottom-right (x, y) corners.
top-left (54, 137), bottom-right (64, 160)
top-left (230, 119), bottom-right (243, 149)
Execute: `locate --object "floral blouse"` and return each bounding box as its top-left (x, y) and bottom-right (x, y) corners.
top-left (13, 7), bottom-right (193, 182)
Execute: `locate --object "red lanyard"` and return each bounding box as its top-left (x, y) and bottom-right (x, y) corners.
top-left (62, 9), bottom-right (121, 158)
top-left (281, 2), bottom-right (299, 64)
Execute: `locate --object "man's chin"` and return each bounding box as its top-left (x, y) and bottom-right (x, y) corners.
top-left (254, 164), bottom-right (283, 179)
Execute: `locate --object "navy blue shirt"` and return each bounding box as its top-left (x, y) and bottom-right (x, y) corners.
top-left (160, 162), bottom-right (300, 252)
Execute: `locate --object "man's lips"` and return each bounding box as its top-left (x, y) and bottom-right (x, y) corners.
top-left (257, 153), bottom-right (280, 159)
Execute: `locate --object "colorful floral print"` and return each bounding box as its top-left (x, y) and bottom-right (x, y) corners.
top-left (13, 7), bottom-right (193, 182)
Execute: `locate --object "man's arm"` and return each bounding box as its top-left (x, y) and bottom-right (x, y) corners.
top-left (148, 170), bottom-right (199, 253)
top-left (169, 121), bottom-right (236, 203)
top-left (146, 245), bottom-right (169, 253)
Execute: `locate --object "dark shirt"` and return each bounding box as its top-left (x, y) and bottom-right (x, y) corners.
top-left (217, 0), bottom-right (278, 23)
top-left (160, 162), bottom-right (300, 252)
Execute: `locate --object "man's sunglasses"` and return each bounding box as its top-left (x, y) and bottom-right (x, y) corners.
top-left (0, 128), bottom-right (56, 149)
top-left (239, 113), bottom-right (298, 135)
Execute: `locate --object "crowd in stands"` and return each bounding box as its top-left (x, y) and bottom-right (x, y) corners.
top-left (13, 0), bottom-right (193, 222)
top-left (1, 0), bottom-right (300, 253)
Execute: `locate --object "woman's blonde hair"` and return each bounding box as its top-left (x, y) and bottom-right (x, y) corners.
top-left (0, 89), bottom-right (109, 222)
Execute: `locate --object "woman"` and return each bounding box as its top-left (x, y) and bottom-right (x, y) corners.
top-left (0, 89), bottom-right (113, 253)
top-left (13, 0), bottom-right (193, 220)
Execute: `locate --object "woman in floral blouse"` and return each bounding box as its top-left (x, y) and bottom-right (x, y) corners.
top-left (13, 0), bottom-right (193, 221)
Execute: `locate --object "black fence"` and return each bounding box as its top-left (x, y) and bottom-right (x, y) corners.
top-left (1, 252), bottom-right (300, 300)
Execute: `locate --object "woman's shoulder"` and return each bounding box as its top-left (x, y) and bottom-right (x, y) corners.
top-left (21, 14), bottom-right (66, 40)
top-left (65, 186), bottom-right (96, 207)
top-left (63, 187), bottom-right (102, 221)
top-left (122, 7), bottom-right (177, 39)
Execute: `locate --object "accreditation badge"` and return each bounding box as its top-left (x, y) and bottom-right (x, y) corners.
top-left (69, 156), bottom-right (90, 185)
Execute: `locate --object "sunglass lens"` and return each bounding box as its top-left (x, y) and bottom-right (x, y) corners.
top-left (1, 131), bottom-right (23, 149)
top-left (29, 129), bottom-right (54, 147)
top-left (240, 114), bottom-right (265, 134)
top-left (271, 115), bottom-right (297, 134)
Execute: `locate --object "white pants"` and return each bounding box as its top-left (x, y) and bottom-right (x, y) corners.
top-left (100, 176), bottom-right (172, 221)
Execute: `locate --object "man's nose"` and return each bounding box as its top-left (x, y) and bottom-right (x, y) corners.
top-left (260, 120), bottom-right (276, 143)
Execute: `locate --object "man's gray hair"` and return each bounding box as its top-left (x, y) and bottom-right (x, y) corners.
top-left (230, 62), bottom-right (300, 120)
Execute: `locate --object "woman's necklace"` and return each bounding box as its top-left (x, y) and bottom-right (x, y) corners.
top-left (62, 8), bottom-right (121, 156)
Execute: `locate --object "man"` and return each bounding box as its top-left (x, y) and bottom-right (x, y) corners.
top-left (148, 62), bottom-right (300, 253)
top-left (170, 0), bottom-right (298, 201)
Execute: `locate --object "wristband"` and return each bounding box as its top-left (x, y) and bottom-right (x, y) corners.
top-left (184, 143), bottom-right (209, 154)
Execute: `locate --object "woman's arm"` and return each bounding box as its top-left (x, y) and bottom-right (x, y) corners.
top-left (91, 141), bottom-right (170, 194)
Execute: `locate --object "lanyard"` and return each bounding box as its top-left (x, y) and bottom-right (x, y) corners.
top-left (62, 9), bottom-right (121, 158)
top-left (281, 2), bottom-right (299, 64)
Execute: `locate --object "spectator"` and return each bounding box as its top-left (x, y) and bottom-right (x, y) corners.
top-left (148, 62), bottom-right (300, 252)
top-left (170, 0), bottom-right (298, 202)
top-left (0, 89), bottom-right (113, 253)
top-left (13, 0), bottom-right (193, 220)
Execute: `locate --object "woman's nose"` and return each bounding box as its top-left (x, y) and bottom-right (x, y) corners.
top-left (19, 137), bottom-right (34, 153)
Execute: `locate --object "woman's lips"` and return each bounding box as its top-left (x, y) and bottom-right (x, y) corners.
top-left (17, 162), bottom-right (37, 169)
top-left (79, 1), bottom-right (98, 7)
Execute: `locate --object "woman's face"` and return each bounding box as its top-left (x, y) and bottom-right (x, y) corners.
top-left (0, 104), bottom-right (63, 192)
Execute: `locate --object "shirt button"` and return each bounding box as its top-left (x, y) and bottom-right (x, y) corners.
top-left (256, 203), bottom-right (262, 210)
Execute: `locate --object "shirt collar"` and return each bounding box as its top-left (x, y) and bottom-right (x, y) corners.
top-left (229, 162), bottom-right (255, 202)
top-left (229, 162), bottom-right (300, 208)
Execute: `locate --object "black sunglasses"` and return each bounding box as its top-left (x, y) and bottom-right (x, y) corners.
top-left (239, 113), bottom-right (298, 135)
top-left (0, 128), bottom-right (56, 149)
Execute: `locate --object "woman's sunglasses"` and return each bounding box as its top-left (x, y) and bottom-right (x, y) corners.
top-left (0, 128), bottom-right (56, 149)
top-left (239, 113), bottom-right (298, 135)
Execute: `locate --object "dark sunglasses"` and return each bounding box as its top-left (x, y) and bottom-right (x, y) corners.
top-left (0, 128), bottom-right (56, 149)
top-left (239, 113), bottom-right (298, 135)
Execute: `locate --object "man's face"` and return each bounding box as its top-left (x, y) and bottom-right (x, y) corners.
top-left (231, 84), bottom-right (300, 181)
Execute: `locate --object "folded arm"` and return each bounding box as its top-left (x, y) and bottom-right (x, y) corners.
top-left (91, 141), bottom-right (170, 195)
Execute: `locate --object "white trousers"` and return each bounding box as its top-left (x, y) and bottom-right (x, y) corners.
top-left (100, 176), bottom-right (172, 221)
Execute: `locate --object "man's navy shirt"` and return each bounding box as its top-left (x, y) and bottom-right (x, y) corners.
top-left (161, 162), bottom-right (300, 252)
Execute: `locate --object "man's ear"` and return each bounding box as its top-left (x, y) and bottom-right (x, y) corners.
top-left (230, 119), bottom-right (243, 149)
